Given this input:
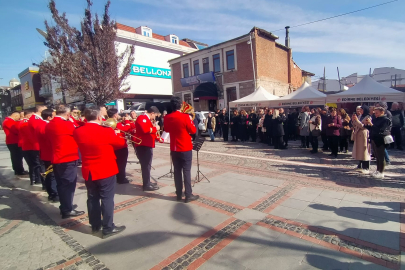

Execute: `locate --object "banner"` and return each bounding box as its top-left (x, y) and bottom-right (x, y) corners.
top-left (130, 64), bottom-right (171, 79)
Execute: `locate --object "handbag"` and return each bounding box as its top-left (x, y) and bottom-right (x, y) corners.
top-left (311, 128), bottom-right (321, 137)
top-left (384, 135), bottom-right (394, 144)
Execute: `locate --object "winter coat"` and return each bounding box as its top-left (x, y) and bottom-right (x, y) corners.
top-left (352, 116), bottom-right (371, 161)
top-left (230, 115), bottom-right (239, 136)
top-left (326, 115), bottom-right (342, 136)
top-left (272, 113), bottom-right (287, 136)
top-left (370, 115), bottom-right (392, 147)
top-left (390, 110), bottom-right (404, 128)
top-left (205, 116), bottom-right (216, 131)
top-left (263, 114), bottom-right (273, 133)
top-left (309, 115), bottom-right (322, 132)
top-left (299, 112), bottom-right (310, 136)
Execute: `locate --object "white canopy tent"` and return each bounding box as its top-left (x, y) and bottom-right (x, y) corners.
top-left (229, 86), bottom-right (279, 108)
top-left (269, 82), bottom-right (327, 107)
top-left (326, 75), bottom-right (405, 103)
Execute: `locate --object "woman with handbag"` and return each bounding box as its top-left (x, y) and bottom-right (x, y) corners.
top-left (309, 111), bottom-right (322, 153)
top-left (368, 107), bottom-right (392, 179)
top-left (351, 105), bottom-right (372, 173)
top-left (339, 109), bottom-right (351, 153)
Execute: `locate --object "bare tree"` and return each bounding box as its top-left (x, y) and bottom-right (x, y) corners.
top-left (39, 0), bottom-right (134, 105)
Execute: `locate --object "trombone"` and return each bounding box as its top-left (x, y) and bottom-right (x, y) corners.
top-left (102, 118), bottom-right (142, 145)
top-left (41, 165), bottom-right (53, 178)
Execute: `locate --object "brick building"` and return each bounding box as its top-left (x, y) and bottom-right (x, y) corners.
top-left (169, 27), bottom-right (313, 111)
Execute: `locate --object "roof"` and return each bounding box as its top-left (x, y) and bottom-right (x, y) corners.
top-left (229, 86), bottom-right (279, 107)
top-left (116, 23), bottom-right (192, 48)
top-left (10, 78), bottom-right (19, 82)
top-left (302, 70), bottom-right (315, 76)
top-left (181, 38), bottom-right (208, 47)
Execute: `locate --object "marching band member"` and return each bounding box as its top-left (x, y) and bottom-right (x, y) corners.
top-left (2, 111), bottom-right (27, 175)
top-left (73, 106), bottom-right (127, 238)
top-left (27, 105), bottom-right (47, 185)
top-left (35, 108), bottom-right (58, 202)
top-left (107, 109), bottom-right (130, 184)
top-left (130, 110), bottom-right (137, 121)
top-left (133, 106), bottom-right (160, 191)
top-left (164, 97), bottom-right (198, 202)
top-left (69, 106), bottom-right (83, 127)
top-left (46, 104), bottom-right (85, 219)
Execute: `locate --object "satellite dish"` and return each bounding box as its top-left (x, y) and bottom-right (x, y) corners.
top-left (36, 28), bottom-right (48, 39)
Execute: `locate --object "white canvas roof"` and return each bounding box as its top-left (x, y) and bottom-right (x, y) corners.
top-left (229, 86), bottom-right (279, 108)
top-left (269, 82), bottom-right (327, 107)
top-left (326, 75), bottom-right (405, 103)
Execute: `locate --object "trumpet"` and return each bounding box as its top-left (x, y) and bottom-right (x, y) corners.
top-left (41, 165), bottom-right (53, 178)
top-left (103, 118), bottom-right (142, 145)
top-left (151, 119), bottom-right (164, 143)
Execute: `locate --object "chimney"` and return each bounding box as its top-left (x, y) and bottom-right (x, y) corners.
top-left (285, 26), bottom-right (290, 48)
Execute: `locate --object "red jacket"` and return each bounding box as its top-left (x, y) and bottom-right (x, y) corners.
top-left (73, 122), bottom-right (127, 181)
top-left (164, 111), bottom-right (196, 152)
top-left (17, 120), bottom-right (24, 147)
top-left (133, 115), bottom-right (157, 148)
top-left (27, 114), bottom-right (43, 150)
top-left (69, 116), bottom-right (85, 128)
top-left (2, 117), bottom-right (19, 144)
top-left (35, 120), bottom-right (53, 161)
top-left (20, 119), bottom-right (38, 151)
top-left (45, 116), bottom-right (79, 164)
top-left (116, 120), bottom-right (133, 140)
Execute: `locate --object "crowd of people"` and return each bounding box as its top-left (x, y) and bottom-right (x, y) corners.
top-left (206, 102), bottom-right (404, 179)
top-left (2, 97), bottom-right (199, 239)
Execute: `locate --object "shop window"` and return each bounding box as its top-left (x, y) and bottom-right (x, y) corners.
top-left (226, 50), bottom-right (235, 70)
top-left (213, 54), bottom-right (220, 73)
top-left (193, 60), bottom-right (200, 75)
top-left (184, 93), bottom-right (192, 105)
top-left (183, 63), bottom-right (189, 78)
top-left (203, 57), bottom-right (209, 73)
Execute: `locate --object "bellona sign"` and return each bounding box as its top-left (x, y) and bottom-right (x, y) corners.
top-left (130, 64), bottom-right (171, 79)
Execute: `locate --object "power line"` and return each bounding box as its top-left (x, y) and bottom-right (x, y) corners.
top-left (271, 0), bottom-right (399, 32)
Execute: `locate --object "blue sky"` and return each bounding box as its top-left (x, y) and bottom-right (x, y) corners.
top-left (1, 0), bottom-right (405, 85)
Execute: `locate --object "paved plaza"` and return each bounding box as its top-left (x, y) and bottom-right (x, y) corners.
top-left (1, 133), bottom-right (405, 270)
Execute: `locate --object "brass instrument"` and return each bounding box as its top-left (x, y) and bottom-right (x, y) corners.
top-left (151, 118), bottom-right (164, 143)
top-left (103, 118), bottom-right (142, 145)
top-left (41, 165), bottom-right (53, 178)
top-left (180, 102), bottom-right (195, 120)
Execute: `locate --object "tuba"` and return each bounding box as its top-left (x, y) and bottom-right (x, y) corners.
top-left (180, 102), bottom-right (195, 120)
top-left (103, 118), bottom-right (142, 145)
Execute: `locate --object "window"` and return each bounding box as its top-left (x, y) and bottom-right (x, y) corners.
top-left (203, 57), bottom-right (209, 73)
top-left (183, 63), bottom-right (189, 78)
top-left (193, 60), bottom-right (200, 75)
top-left (141, 27), bottom-right (152, 37)
top-left (213, 54), bottom-right (220, 73)
top-left (226, 50), bottom-right (235, 70)
top-left (184, 93), bottom-right (192, 105)
top-left (171, 36), bottom-right (178, 44)
top-left (227, 87), bottom-right (237, 103)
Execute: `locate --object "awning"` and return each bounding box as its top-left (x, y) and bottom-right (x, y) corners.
top-left (193, 82), bottom-right (218, 100)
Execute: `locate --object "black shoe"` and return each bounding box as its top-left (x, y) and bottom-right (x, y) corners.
top-left (386, 162), bottom-right (391, 166)
top-left (15, 171), bottom-right (29, 176)
top-left (103, 225), bottom-right (126, 239)
top-left (398, 147), bottom-right (404, 151)
top-left (61, 210), bottom-right (85, 219)
top-left (185, 194), bottom-right (199, 203)
top-left (51, 196), bottom-right (60, 203)
top-left (117, 179), bottom-right (131, 184)
top-left (328, 154), bottom-right (334, 157)
top-left (310, 150), bottom-right (317, 154)
top-left (176, 195), bottom-right (182, 201)
top-left (143, 185), bottom-right (159, 191)
top-left (34, 181), bottom-right (41, 185)
top-left (92, 226), bottom-right (101, 234)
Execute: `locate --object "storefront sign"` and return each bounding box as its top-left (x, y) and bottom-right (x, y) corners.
top-left (181, 72), bottom-right (216, 87)
top-left (278, 101), bottom-right (314, 106)
top-left (234, 103), bottom-right (263, 107)
top-left (130, 64), bottom-right (171, 79)
top-left (336, 96), bottom-right (386, 103)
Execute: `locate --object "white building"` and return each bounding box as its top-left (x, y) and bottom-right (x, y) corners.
top-left (9, 78), bottom-right (20, 88)
top-left (115, 23), bottom-right (207, 109)
top-left (342, 67), bottom-right (405, 88)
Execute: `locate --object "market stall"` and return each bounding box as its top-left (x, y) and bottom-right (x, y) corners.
top-left (229, 86), bottom-right (279, 108)
top-left (269, 82), bottom-right (327, 107)
top-left (326, 75), bottom-right (405, 103)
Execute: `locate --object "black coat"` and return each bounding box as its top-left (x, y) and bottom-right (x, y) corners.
top-left (263, 114), bottom-right (273, 132)
top-left (247, 114), bottom-right (258, 129)
top-left (272, 114), bottom-right (287, 136)
top-left (230, 115), bottom-right (239, 136)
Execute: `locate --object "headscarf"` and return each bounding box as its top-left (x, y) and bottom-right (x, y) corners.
top-left (360, 105), bottom-right (370, 121)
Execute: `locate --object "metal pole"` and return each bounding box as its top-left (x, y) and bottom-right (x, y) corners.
top-left (249, 33), bottom-right (257, 90)
top-left (337, 67), bottom-right (342, 92)
top-left (323, 67), bottom-right (326, 93)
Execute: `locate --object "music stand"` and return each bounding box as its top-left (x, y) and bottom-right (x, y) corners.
top-left (157, 156), bottom-right (174, 179)
top-left (193, 137), bottom-right (209, 186)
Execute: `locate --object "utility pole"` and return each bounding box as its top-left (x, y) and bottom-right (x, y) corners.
top-left (323, 67), bottom-right (326, 93)
top-left (337, 67), bottom-right (342, 92)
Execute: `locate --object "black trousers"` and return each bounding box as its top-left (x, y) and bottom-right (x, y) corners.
top-left (215, 124), bottom-right (222, 137)
top-left (85, 174), bottom-right (116, 233)
top-left (392, 127), bottom-right (402, 148)
top-left (114, 147), bottom-right (128, 183)
top-left (23, 150), bottom-right (42, 184)
top-left (312, 136), bottom-right (319, 152)
top-left (266, 130), bottom-right (273, 146)
top-left (171, 150), bottom-right (192, 198)
top-left (340, 135), bottom-right (349, 151)
top-left (135, 146), bottom-right (153, 188)
top-left (328, 136), bottom-right (339, 156)
top-left (357, 161), bottom-right (370, 170)
top-left (248, 127), bottom-right (256, 142)
top-left (222, 124), bottom-right (229, 141)
top-left (54, 160), bottom-right (78, 214)
top-left (321, 132), bottom-right (328, 149)
top-left (273, 136), bottom-right (284, 149)
top-left (7, 144), bottom-right (25, 174)
top-left (301, 136), bottom-right (310, 148)
top-left (43, 160), bottom-right (58, 198)
top-left (371, 141), bottom-right (386, 173)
